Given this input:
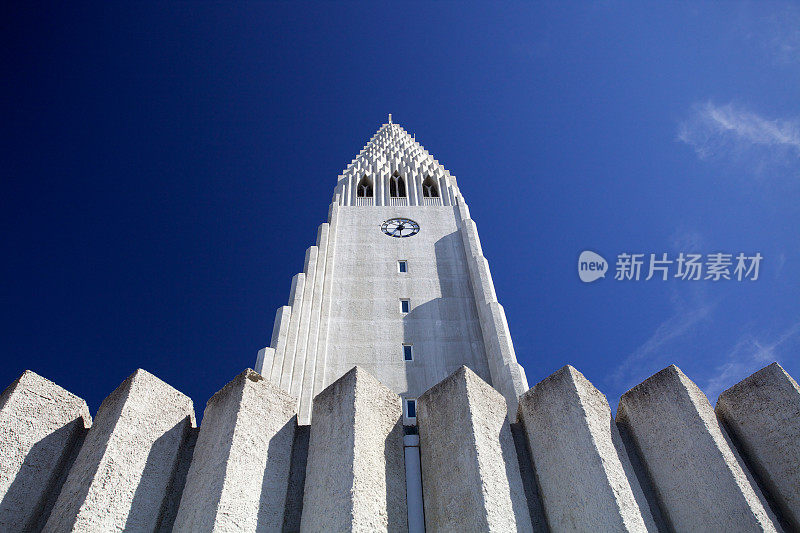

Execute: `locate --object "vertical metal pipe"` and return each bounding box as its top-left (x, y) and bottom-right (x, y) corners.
top-left (404, 434), bottom-right (425, 532)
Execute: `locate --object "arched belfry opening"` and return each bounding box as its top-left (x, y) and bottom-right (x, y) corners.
top-left (356, 175), bottom-right (373, 197)
top-left (422, 176), bottom-right (439, 198)
top-left (389, 172), bottom-right (407, 198)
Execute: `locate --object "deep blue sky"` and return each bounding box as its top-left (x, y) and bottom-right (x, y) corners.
top-left (3, 2), bottom-right (799, 417)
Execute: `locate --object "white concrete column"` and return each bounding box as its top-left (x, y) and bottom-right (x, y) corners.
top-left (300, 366), bottom-right (407, 532)
top-left (517, 365), bottom-right (657, 532)
top-left (298, 224), bottom-right (330, 424)
top-left (254, 347), bottom-right (275, 377)
top-left (284, 246), bottom-right (318, 394)
top-left (418, 366), bottom-right (533, 532)
top-left (410, 173), bottom-right (419, 206)
top-left (312, 202), bottom-right (339, 412)
top-left (716, 362), bottom-right (800, 530)
top-left (268, 305), bottom-right (292, 385)
top-left (279, 272), bottom-right (306, 391)
top-left (0, 371), bottom-right (92, 532)
top-left (44, 369), bottom-right (196, 532)
top-left (439, 177), bottom-right (450, 206)
top-left (347, 174), bottom-right (353, 206)
top-left (174, 369), bottom-right (297, 531)
top-left (616, 365), bottom-right (780, 532)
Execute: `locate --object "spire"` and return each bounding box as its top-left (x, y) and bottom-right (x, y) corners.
top-left (337, 121), bottom-right (455, 194)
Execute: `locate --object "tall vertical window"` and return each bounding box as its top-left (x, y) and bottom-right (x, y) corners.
top-left (400, 299), bottom-right (410, 313)
top-left (422, 176), bottom-right (439, 198)
top-left (398, 260), bottom-right (408, 273)
top-left (406, 399), bottom-right (417, 419)
top-left (403, 344), bottom-right (413, 361)
top-left (356, 175), bottom-right (373, 197)
top-left (389, 173), bottom-right (407, 197)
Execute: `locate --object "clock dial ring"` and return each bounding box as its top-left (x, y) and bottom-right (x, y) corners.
top-left (381, 218), bottom-right (420, 238)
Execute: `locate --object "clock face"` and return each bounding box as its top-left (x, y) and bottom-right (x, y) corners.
top-left (381, 218), bottom-right (420, 238)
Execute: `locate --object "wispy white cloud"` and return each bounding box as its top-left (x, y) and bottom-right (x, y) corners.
top-left (609, 303), bottom-right (713, 391)
top-left (609, 229), bottom-right (714, 393)
top-left (679, 102), bottom-right (800, 156)
top-left (703, 320), bottom-right (800, 400)
top-left (678, 102), bottom-right (800, 181)
top-left (738, 2), bottom-right (800, 66)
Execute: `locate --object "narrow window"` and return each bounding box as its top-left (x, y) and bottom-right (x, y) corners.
top-left (403, 344), bottom-right (413, 361)
top-left (356, 175), bottom-right (373, 197)
top-left (389, 173), bottom-right (407, 197)
top-left (406, 399), bottom-right (417, 419)
top-left (400, 299), bottom-right (410, 313)
top-left (422, 176), bottom-right (439, 198)
top-left (398, 260), bottom-right (407, 273)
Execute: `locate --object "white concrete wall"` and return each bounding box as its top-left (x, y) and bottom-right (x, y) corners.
top-left (300, 366), bottom-right (407, 532)
top-left (617, 365), bottom-right (781, 532)
top-left (418, 366), bottom-right (533, 532)
top-left (324, 205), bottom-right (490, 404)
top-left (0, 371), bottom-right (91, 531)
top-left (716, 362), bottom-right (800, 530)
top-left (174, 369), bottom-right (296, 532)
top-left (1, 363), bottom-right (799, 532)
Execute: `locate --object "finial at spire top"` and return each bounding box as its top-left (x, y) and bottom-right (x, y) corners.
top-left (388, 113), bottom-right (392, 124)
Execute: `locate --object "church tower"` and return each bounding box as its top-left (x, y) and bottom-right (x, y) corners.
top-left (255, 118), bottom-right (529, 424)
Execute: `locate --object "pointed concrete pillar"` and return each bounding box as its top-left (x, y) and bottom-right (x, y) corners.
top-left (0, 371), bottom-right (92, 532)
top-left (418, 366), bottom-right (533, 532)
top-left (517, 365), bottom-right (657, 532)
top-left (43, 369), bottom-right (195, 532)
top-left (174, 369), bottom-right (297, 531)
top-left (617, 365), bottom-right (780, 532)
top-left (716, 362), bottom-right (800, 530)
top-left (300, 366), bottom-right (407, 532)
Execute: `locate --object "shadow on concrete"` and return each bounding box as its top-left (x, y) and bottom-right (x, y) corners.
top-left (384, 416), bottom-right (408, 533)
top-left (125, 416), bottom-right (195, 532)
top-left (281, 421), bottom-right (309, 533)
top-left (401, 231), bottom-right (490, 402)
top-left (0, 418), bottom-right (88, 532)
top-left (510, 422), bottom-right (550, 533)
top-left (42, 385), bottom-right (129, 531)
top-left (615, 418), bottom-right (673, 533)
top-left (154, 422), bottom-right (198, 532)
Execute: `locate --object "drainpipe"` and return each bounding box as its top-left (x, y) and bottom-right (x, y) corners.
top-left (404, 434), bottom-right (425, 532)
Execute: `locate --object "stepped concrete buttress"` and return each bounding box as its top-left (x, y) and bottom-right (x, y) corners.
top-left (174, 369), bottom-right (297, 532)
top-left (517, 365), bottom-right (657, 532)
top-left (300, 366), bottom-right (407, 533)
top-left (43, 369), bottom-right (196, 532)
top-left (418, 366), bottom-right (533, 532)
top-left (617, 365), bottom-right (781, 532)
top-left (0, 371), bottom-right (92, 532)
top-left (716, 362), bottom-right (800, 530)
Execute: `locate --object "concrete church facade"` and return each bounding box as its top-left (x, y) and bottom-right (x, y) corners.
top-left (253, 118), bottom-right (528, 426)
top-left (1, 121), bottom-right (799, 532)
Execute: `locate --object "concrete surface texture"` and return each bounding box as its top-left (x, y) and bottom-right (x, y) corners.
top-left (716, 362), bottom-right (800, 530)
top-left (42, 369), bottom-right (196, 532)
top-left (418, 366), bottom-right (533, 532)
top-left (0, 370), bottom-right (92, 532)
top-left (518, 365), bottom-right (657, 532)
top-left (255, 121), bottom-right (528, 424)
top-left (0, 363), bottom-right (799, 531)
top-left (173, 369), bottom-right (297, 532)
top-left (300, 366), bottom-right (407, 533)
top-left (617, 365), bottom-right (781, 532)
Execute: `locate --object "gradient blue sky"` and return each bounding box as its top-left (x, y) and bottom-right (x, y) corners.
top-left (3, 2), bottom-right (799, 415)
